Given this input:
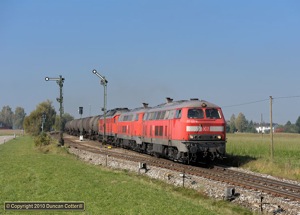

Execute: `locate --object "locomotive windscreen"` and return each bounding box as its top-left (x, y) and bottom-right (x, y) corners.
top-left (205, 108), bottom-right (221, 119)
top-left (188, 109), bottom-right (204, 119)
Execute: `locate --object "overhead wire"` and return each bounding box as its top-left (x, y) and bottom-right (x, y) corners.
top-left (273, 95), bottom-right (300, 100)
top-left (222, 95), bottom-right (300, 108)
top-left (222, 99), bottom-right (269, 108)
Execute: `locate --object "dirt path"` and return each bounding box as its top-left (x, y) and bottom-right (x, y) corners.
top-left (0, 135), bottom-right (15, 144)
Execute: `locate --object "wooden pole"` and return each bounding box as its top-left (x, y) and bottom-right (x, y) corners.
top-left (270, 96), bottom-right (274, 160)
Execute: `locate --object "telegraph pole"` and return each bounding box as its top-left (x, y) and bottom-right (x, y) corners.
top-left (270, 96), bottom-right (274, 160)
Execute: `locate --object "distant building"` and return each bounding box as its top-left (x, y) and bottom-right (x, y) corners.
top-left (0, 121), bottom-right (12, 129)
top-left (255, 123), bottom-right (277, 133)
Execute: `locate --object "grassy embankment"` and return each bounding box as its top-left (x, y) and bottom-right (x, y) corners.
top-left (226, 133), bottom-right (300, 181)
top-left (0, 136), bottom-right (251, 215)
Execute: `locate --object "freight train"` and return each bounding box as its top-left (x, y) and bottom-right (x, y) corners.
top-left (65, 98), bottom-right (226, 164)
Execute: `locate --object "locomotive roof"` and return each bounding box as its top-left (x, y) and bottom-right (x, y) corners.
top-left (149, 99), bottom-right (220, 111)
top-left (121, 99), bottom-right (220, 115)
top-left (128, 106), bottom-right (150, 113)
top-left (106, 108), bottom-right (129, 116)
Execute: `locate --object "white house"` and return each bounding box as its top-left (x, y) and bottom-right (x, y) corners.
top-left (255, 123), bottom-right (276, 133)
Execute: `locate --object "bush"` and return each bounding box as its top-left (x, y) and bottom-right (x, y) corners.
top-left (34, 132), bottom-right (52, 147)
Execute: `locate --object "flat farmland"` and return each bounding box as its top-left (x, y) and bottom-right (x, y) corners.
top-left (226, 133), bottom-right (300, 181)
top-left (0, 129), bottom-right (24, 136)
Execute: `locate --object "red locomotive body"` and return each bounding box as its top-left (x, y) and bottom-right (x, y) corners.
top-left (106, 98), bottom-right (226, 163)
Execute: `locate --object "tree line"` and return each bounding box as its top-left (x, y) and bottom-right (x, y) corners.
top-left (0, 100), bottom-right (74, 135)
top-left (227, 112), bottom-right (300, 133)
top-left (0, 106), bottom-right (26, 129)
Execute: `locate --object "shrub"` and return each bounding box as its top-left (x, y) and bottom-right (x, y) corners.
top-left (34, 132), bottom-right (52, 147)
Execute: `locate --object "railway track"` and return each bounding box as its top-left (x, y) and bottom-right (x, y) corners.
top-left (61, 135), bottom-right (300, 202)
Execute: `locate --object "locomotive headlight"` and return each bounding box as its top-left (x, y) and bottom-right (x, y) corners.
top-left (189, 135), bottom-right (194, 140)
top-left (217, 135), bottom-right (222, 140)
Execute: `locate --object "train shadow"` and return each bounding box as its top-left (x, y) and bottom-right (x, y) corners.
top-left (190, 154), bottom-right (257, 169)
top-left (219, 154), bottom-right (257, 168)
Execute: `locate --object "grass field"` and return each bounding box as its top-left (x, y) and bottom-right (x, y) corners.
top-left (0, 136), bottom-right (251, 215)
top-left (226, 133), bottom-right (300, 181)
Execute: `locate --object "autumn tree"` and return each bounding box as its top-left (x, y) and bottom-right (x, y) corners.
top-left (23, 100), bottom-right (56, 135)
top-left (235, 113), bottom-right (248, 132)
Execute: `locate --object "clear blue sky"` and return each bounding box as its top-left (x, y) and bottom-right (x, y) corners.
top-left (1, 0), bottom-right (299, 124)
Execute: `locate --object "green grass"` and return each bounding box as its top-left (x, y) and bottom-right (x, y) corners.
top-left (0, 136), bottom-right (251, 215)
top-left (226, 133), bottom-right (300, 181)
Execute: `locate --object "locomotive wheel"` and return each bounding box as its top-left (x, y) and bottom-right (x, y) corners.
top-left (167, 147), bottom-right (175, 160)
top-left (173, 148), bottom-right (179, 161)
top-left (163, 147), bottom-right (168, 157)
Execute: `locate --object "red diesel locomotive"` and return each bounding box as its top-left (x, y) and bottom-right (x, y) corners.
top-left (65, 98), bottom-right (226, 163)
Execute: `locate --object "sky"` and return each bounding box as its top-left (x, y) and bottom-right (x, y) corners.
top-left (1, 0), bottom-right (299, 124)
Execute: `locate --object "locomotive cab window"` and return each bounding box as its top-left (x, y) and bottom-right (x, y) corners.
top-left (188, 109), bottom-right (204, 119)
top-left (205, 108), bottom-right (221, 119)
